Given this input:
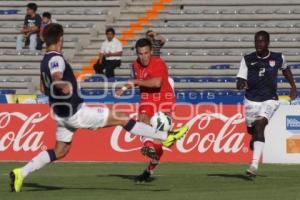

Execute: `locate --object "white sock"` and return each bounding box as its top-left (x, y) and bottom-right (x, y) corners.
top-left (21, 151), bottom-right (51, 178)
top-left (251, 141), bottom-right (265, 169)
top-left (129, 121), bottom-right (168, 140)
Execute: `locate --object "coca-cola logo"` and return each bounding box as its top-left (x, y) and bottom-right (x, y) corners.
top-left (0, 112), bottom-right (48, 152)
top-left (177, 113), bottom-right (246, 153)
top-left (111, 112), bottom-right (247, 154)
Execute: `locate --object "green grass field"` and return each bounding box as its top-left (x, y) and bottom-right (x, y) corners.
top-left (1, 162), bottom-right (300, 200)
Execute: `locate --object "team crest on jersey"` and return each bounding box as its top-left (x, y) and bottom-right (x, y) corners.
top-left (50, 61), bottom-right (59, 69)
top-left (269, 60), bottom-right (276, 67)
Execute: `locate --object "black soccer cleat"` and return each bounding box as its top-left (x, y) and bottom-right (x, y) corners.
top-left (134, 170), bottom-right (151, 183)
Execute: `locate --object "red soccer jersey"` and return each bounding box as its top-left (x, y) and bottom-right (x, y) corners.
top-left (133, 56), bottom-right (175, 117)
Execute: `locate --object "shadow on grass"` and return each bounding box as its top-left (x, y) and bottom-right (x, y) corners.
top-left (23, 181), bottom-right (168, 192)
top-left (207, 173), bottom-right (256, 181)
top-left (23, 183), bottom-right (65, 191)
top-left (108, 174), bottom-right (156, 182)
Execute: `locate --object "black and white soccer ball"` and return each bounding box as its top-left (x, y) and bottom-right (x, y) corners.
top-left (150, 112), bottom-right (173, 132)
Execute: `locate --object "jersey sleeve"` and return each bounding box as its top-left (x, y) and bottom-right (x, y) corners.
top-left (236, 57), bottom-right (248, 80)
top-left (48, 56), bottom-right (65, 75)
top-left (280, 54), bottom-right (289, 70)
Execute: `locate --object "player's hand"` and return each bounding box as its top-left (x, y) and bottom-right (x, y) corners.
top-left (62, 85), bottom-right (72, 95)
top-left (237, 79), bottom-right (248, 90)
top-left (127, 80), bottom-right (134, 84)
top-left (289, 87), bottom-right (297, 100)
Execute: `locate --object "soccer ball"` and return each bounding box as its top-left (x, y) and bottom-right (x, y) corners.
top-left (150, 112), bottom-right (173, 132)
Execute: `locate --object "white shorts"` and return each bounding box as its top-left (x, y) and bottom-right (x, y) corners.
top-left (55, 105), bottom-right (110, 142)
top-left (244, 98), bottom-right (280, 127)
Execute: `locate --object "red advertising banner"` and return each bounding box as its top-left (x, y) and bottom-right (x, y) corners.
top-left (0, 104), bottom-right (251, 163)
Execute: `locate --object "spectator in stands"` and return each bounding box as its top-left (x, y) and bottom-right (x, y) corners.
top-left (94, 27), bottom-right (123, 78)
top-left (37, 12), bottom-right (55, 50)
top-left (146, 30), bottom-right (166, 57)
top-left (16, 3), bottom-right (42, 52)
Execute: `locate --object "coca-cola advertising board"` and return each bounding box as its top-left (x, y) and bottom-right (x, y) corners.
top-left (0, 104), bottom-right (251, 163)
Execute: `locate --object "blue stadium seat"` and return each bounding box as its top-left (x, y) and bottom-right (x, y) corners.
top-left (174, 77), bottom-right (198, 82)
top-left (0, 89), bottom-right (16, 94)
top-left (277, 90), bottom-right (290, 96)
top-left (277, 77), bottom-right (286, 83)
top-left (200, 77), bottom-right (215, 82)
top-left (293, 77), bottom-right (300, 82)
top-left (0, 9), bottom-right (19, 15)
top-left (288, 64), bottom-right (300, 69)
top-left (215, 77), bottom-right (236, 82)
top-left (84, 77), bottom-right (129, 82)
top-left (210, 64), bottom-right (230, 69)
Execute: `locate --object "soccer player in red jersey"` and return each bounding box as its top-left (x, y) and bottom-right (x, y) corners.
top-left (116, 38), bottom-right (183, 182)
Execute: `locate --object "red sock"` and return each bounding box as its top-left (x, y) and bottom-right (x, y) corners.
top-left (146, 142), bottom-right (163, 172)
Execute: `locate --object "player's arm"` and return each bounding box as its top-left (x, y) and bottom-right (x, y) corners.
top-left (115, 78), bottom-right (162, 97)
top-left (281, 55), bottom-right (297, 100)
top-left (131, 77), bottom-right (162, 88)
top-left (49, 56), bottom-right (72, 95)
top-left (237, 78), bottom-right (247, 90)
top-left (236, 57), bottom-right (248, 90)
top-left (283, 69), bottom-right (297, 100)
top-left (115, 63), bottom-right (164, 97)
top-left (131, 60), bottom-right (165, 88)
top-left (51, 72), bottom-right (72, 95)
top-left (116, 63), bottom-right (138, 96)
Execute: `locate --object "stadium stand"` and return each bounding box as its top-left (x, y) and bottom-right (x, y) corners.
top-left (0, 0), bottom-right (300, 99)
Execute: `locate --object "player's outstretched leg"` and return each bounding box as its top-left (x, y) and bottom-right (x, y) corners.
top-left (106, 110), bottom-right (189, 146)
top-left (10, 142), bottom-right (71, 192)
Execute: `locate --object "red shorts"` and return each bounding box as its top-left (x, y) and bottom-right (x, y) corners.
top-left (138, 101), bottom-right (175, 118)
